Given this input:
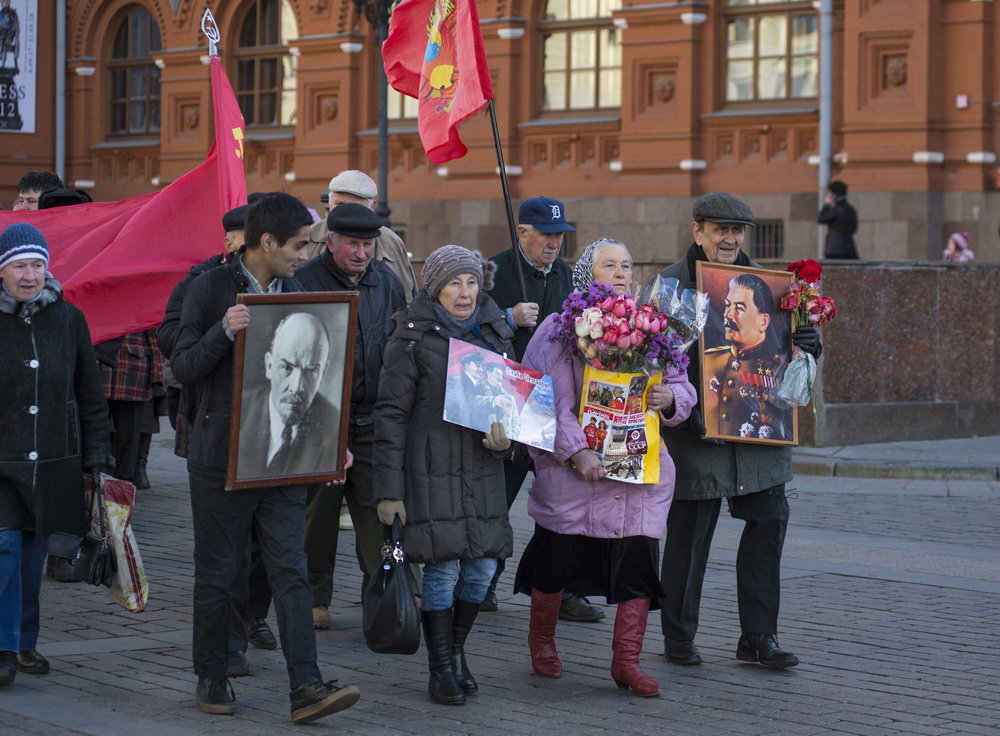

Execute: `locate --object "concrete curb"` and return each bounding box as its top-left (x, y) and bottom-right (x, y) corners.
top-left (793, 457), bottom-right (1000, 481)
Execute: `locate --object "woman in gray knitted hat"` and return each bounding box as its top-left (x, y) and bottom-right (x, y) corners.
top-left (373, 244), bottom-right (515, 706)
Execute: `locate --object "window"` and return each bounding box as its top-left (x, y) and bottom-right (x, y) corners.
top-left (724, 1), bottom-right (817, 103)
top-left (107, 7), bottom-right (162, 135)
top-left (233, 0), bottom-right (297, 127)
top-left (540, 0), bottom-right (622, 112)
top-left (749, 219), bottom-right (784, 259)
top-left (387, 87), bottom-right (418, 121)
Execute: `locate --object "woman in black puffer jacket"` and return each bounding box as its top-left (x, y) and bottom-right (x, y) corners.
top-left (374, 245), bottom-right (514, 706)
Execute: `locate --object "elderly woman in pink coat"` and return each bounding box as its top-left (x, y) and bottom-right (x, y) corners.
top-left (514, 238), bottom-right (696, 698)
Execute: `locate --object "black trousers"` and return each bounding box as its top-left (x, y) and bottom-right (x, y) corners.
top-left (660, 485), bottom-right (788, 641)
top-left (189, 471), bottom-right (320, 688)
top-left (108, 399), bottom-right (148, 484)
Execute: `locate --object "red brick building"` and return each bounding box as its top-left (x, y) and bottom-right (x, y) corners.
top-left (3, 0), bottom-right (1000, 264)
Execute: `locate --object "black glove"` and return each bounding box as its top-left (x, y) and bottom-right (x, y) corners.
top-left (792, 325), bottom-right (823, 359)
top-left (687, 406), bottom-right (725, 446)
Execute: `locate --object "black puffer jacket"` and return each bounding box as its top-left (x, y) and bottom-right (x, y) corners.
top-left (0, 278), bottom-right (113, 535)
top-left (374, 292), bottom-right (514, 565)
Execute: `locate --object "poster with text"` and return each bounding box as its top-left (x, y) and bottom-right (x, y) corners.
top-left (0, 0), bottom-right (37, 133)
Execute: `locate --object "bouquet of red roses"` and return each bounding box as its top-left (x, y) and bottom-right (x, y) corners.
top-left (776, 259), bottom-right (837, 407)
top-left (552, 282), bottom-right (697, 374)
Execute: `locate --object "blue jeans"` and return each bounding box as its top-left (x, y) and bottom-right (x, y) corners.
top-left (0, 530), bottom-right (49, 652)
top-left (421, 557), bottom-right (498, 612)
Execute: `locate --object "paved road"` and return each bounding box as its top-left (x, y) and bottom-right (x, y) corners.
top-left (2, 432), bottom-right (998, 735)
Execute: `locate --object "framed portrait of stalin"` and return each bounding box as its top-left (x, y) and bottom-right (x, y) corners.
top-left (227, 292), bottom-right (358, 490)
top-left (695, 262), bottom-right (797, 446)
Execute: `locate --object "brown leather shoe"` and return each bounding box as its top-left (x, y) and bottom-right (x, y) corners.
top-left (312, 606), bottom-right (330, 630)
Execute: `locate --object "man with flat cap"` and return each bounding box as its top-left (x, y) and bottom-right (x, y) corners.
top-left (645, 191), bottom-right (823, 670)
top-left (296, 202), bottom-right (407, 629)
top-left (308, 169), bottom-right (416, 302)
top-left (483, 196), bottom-right (604, 623)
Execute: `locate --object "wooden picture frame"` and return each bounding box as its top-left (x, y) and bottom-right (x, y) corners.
top-left (695, 261), bottom-right (797, 446)
top-left (227, 292), bottom-right (358, 490)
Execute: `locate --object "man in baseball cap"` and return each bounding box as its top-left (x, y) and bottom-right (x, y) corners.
top-left (307, 169), bottom-right (416, 302)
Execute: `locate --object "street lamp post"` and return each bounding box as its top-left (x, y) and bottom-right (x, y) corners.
top-left (352, 0), bottom-right (393, 223)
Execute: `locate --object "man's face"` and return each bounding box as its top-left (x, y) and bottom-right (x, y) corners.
top-left (517, 225), bottom-right (563, 270)
top-left (723, 284), bottom-right (770, 351)
top-left (0, 258), bottom-right (46, 302)
top-left (486, 367), bottom-right (503, 389)
top-left (263, 224), bottom-right (311, 279)
top-left (224, 229), bottom-right (244, 253)
top-left (328, 232), bottom-right (376, 281)
top-left (694, 221), bottom-right (746, 264)
top-left (464, 359), bottom-right (483, 384)
top-left (330, 191), bottom-right (374, 210)
top-left (13, 189), bottom-right (42, 211)
top-left (264, 315), bottom-right (329, 425)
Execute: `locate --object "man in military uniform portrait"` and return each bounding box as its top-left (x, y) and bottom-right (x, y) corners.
top-left (702, 272), bottom-right (791, 441)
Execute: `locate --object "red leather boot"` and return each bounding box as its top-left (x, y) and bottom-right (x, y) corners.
top-left (610, 598), bottom-right (660, 697)
top-left (528, 590), bottom-right (563, 678)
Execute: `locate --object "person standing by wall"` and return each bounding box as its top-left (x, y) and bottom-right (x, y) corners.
top-left (818, 180), bottom-right (859, 259)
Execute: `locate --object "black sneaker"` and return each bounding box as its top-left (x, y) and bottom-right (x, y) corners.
top-left (558, 594), bottom-right (605, 622)
top-left (195, 677), bottom-right (236, 715)
top-left (17, 649), bottom-right (50, 674)
top-left (290, 680), bottom-right (361, 724)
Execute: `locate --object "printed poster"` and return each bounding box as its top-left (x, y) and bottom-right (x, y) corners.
top-left (443, 338), bottom-right (556, 452)
top-left (0, 0), bottom-right (36, 133)
top-left (579, 365), bottom-right (661, 484)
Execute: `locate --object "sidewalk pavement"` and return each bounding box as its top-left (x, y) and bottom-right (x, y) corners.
top-left (1, 429), bottom-right (998, 736)
top-left (793, 435), bottom-right (1000, 481)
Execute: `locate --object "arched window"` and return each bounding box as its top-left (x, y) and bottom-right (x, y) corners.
top-left (540, 0), bottom-right (621, 112)
top-left (107, 6), bottom-right (162, 135)
top-left (233, 0), bottom-right (297, 127)
top-left (724, 1), bottom-right (818, 103)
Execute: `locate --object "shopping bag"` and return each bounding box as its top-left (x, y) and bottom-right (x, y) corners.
top-left (83, 473), bottom-right (149, 612)
top-left (362, 519), bottom-right (421, 654)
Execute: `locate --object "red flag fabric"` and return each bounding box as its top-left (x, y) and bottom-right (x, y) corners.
top-left (383, 0), bottom-right (494, 164)
top-left (0, 57), bottom-right (247, 344)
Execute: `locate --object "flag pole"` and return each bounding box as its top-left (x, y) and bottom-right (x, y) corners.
top-left (487, 99), bottom-right (527, 304)
top-left (201, 9), bottom-right (220, 57)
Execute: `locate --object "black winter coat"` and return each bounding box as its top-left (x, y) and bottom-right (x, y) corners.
top-left (818, 198), bottom-right (859, 259)
top-left (158, 253), bottom-right (226, 358)
top-left (296, 250), bottom-right (405, 422)
top-left (0, 279), bottom-right (113, 535)
top-left (374, 293), bottom-right (514, 565)
top-left (171, 252), bottom-right (301, 477)
top-left (651, 245), bottom-right (793, 501)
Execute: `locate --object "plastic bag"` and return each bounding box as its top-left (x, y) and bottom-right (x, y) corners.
top-left (775, 350), bottom-right (816, 408)
top-left (362, 519), bottom-right (421, 654)
top-left (637, 275), bottom-right (710, 354)
top-left (83, 473), bottom-right (149, 612)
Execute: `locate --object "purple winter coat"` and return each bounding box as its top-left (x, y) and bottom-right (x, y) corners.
top-left (522, 314), bottom-right (696, 539)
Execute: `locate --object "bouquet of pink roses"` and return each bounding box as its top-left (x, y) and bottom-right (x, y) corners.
top-left (776, 259), bottom-right (838, 407)
top-left (552, 282), bottom-right (695, 374)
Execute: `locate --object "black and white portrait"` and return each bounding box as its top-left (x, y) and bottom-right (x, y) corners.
top-left (229, 293), bottom-right (356, 489)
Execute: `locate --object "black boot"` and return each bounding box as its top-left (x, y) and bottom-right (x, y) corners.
top-left (420, 609), bottom-right (465, 705)
top-left (737, 633), bottom-right (799, 669)
top-left (452, 600), bottom-right (480, 694)
top-left (135, 433), bottom-right (152, 490)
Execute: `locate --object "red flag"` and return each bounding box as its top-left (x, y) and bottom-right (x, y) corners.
top-left (0, 58), bottom-right (247, 343)
top-left (383, 0), bottom-right (493, 164)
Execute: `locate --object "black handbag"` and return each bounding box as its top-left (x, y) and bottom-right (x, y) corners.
top-left (71, 477), bottom-right (116, 587)
top-left (362, 519), bottom-right (421, 655)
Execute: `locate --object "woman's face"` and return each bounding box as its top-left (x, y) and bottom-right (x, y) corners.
top-left (0, 258), bottom-right (46, 302)
top-left (591, 244), bottom-right (633, 294)
top-left (437, 273), bottom-right (479, 320)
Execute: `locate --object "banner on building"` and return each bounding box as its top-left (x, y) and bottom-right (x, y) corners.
top-left (0, 0), bottom-right (36, 133)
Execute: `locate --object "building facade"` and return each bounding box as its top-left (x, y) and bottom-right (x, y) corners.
top-left (3, 0), bottom-right (1000, 265)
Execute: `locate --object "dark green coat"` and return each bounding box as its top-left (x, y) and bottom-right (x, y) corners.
top-left (651, 245), bottom-right (792, 501)
top-left (487, 248), bottom-right (573, 360)
top-left (373, 293), bottom-right (514, 565)
top-left (0, 280), bottom-right (113, 535)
